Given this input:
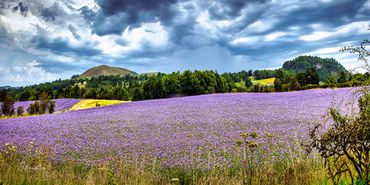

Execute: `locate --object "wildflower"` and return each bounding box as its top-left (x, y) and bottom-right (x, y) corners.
top-left (171, 178), bottom-right (180, 182)
top-left (250, 132), bottom-right (258, 138)
top-left (264, 132), bottom-right (273, 139)
top-left (248, 141), bottom-right (258, 148)
top-left (240, 133), bottom-right (248, 138)
top-left (236, 140), bottom-right (243, 146)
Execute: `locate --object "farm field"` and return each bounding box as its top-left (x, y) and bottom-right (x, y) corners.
top-left (69, 99), bottom-right (127, 110)
top-left (250, 77), bottom-right (276, 86)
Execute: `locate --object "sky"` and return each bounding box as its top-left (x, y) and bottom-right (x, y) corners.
top-left (0, 0), bottom-right (369, 86)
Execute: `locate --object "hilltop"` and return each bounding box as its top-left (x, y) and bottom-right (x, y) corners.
top-left (282, 56), bottom-right (347, 81)
top-left (80, 65), bottom-right (137, 78)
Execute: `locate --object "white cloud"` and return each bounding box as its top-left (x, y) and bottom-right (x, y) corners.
top-left (300, 21), bottom-right (369, 41)
top-left (299, 31), bottom-right (331, 41)
top-left (0, 60), bottom-right (58, 86)
top-left (195, 10), bottom-right (233, 37)
top-left (67, 0), bottom-right (100, 11)
top-left (0, 8), bottom-right (48, 35)
top-left (247, 19), bottom-right (276, 32)
top-left (123, 22), bottom-right (169, 47)
top-left (91, 22), bottom-right (169, 57)
top-left (264, 32), bottom-right (287, 41)
top-left (230, 36), bottom-right (260, 45)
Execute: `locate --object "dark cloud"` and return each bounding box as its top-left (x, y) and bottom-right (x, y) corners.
top-left (38, 2), bottom-right (68, 22)
top-left (90, 0), bottom-right (178, 35)
top-left (208, 0), bottom-right (269, 20)
top-left (272, 0), bottom-right (368, 32)
top-left (0, 0), bottom-right (368, 86)
top-left (68, 25), bottom-right (81, 40)
top-left (12, 2), bottom-right (29, 16)
top-left (31, 36), bottom-right (101, 56)
top-left (91, 11), bottom-right (129, 35)
top-left (80, 6), bottom-right (98, 23)
top-left (36, 59), bottom-right (80, 74)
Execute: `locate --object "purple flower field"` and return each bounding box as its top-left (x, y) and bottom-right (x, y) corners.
top-left (12, 99), bottom-right (80, 112)
top-left (0, 88), bottom-right (359, 168)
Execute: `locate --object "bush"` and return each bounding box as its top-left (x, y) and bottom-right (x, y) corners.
top-left (1, 95), bottom-right (15, 116)
top-left (17, 106), bottom-right (24, 116)
top-left (48, 101), bottom-right (55, 114)
top-left (308, 91), bottom-right (370, 184)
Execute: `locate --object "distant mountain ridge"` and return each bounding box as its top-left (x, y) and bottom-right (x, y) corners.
top-left (282, 56), bottom-right (347, 81)
top-left (80, 65), bottom-right (137, 78)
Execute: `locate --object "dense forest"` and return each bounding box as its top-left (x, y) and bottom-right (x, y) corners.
top-left (1, 70), bottom-right (255, 102)
top-left (282, 56), bottom-right (348, 82)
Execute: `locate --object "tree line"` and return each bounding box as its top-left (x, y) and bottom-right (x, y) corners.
top-left (1, 66), bottom-right (366, 104)
top-left (0, 91), bottom-right (55, 117)
top-left (5, 70), bottom-right (262, 102)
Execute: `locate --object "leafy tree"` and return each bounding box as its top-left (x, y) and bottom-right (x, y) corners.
top-left (17, 106), bottom-right (24, 116)
top-left (180, 70), bottom-right (195, 95)
top-left (142, 76), bottom-right (163, 99)
top-left (1, 95), bottom-right (15, 116)
top-left (305, 67), bottom-right (320, 85)
top-left (274, 69), bottom-right (299, 92)
top-left (48, 101), bottom-right (55, 114)
top-left (337, 71), bottom-right (348, 83)
top-left (274, 70), bottom-right (284, 92)
top-left (33, 101), bottom-right (40, 114)
top-left (253, 70), bottom-right (276, 80)
top-left (162, 72), bottom-right (181, 97)
top-left (0, 89), bottom-right (7, 102)
top-left (248, 70), bottom-right (253, 76)
top-left (297, 67), bottom-right (320, 86)
top-left (132, 88), bottom-right (142, 101)
top-left (27, 103), bottom-right (35, 115)
top-left (215, 73), bottom-right (228, 93)
top-left (39, 92), bottom-right (49, 114)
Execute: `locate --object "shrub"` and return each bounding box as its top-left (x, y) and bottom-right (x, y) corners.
top-left (48, 101), bottom-right (55, 114)
top-left (17, 106), bottom-right (24, 116)
top-left (1, 95), bottom-right (15, 116)
top-left (308, 91), bottom-right (370, 185)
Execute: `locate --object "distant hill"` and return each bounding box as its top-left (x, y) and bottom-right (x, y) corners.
top-left (80, 65), bottom-right (137, 78)
top-left (140, 72), bottom-right (160, 76)
top-left (282, 56), bottom-right (347, 81)
top-left (0, 86), bottom-right (12, 89)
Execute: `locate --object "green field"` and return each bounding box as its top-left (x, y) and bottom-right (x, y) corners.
top-left (250, 77), bottom-right (275, 86)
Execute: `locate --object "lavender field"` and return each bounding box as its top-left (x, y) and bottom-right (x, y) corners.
top-left (0, 88), bottom-right (358, 168)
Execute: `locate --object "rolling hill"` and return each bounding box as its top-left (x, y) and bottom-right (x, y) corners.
top-left (80, 65), bottom-right (137, 78)
top-left (282, 56), bottom-right (347, 82)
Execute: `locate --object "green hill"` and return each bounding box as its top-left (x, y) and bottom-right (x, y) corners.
top-left (80, 65), bottom-right (137, 78)
top-left (282, 56), bottom-right (347, 82)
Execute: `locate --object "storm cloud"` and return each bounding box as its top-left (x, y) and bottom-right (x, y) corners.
top-left (0, 0), bottom-right (369, 86)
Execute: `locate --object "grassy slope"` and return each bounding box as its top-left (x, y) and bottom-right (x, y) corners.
top-left (80, 65), bottom-right (136, 78)
top-left (69, 99), bottom-right (127, 110)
